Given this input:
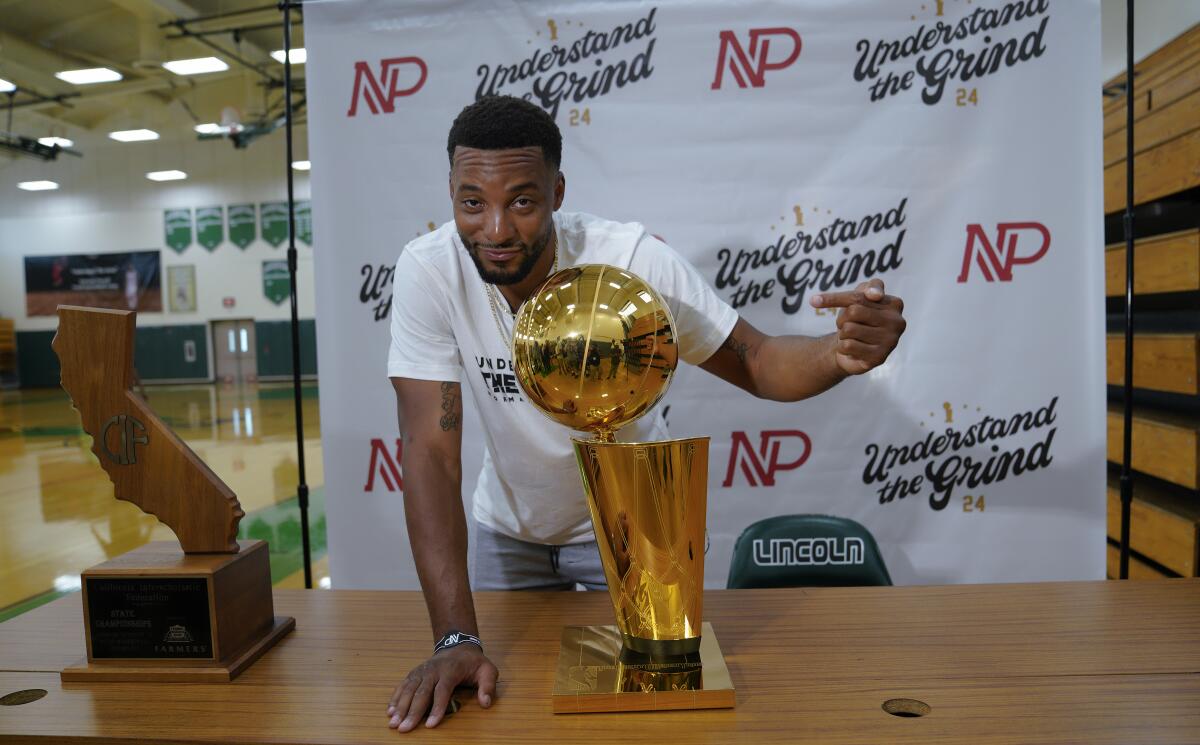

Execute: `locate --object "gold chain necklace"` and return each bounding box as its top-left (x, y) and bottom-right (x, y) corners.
top-left (485, 233), bottom-right (559, 354)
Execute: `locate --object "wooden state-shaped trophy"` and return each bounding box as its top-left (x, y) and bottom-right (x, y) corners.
top-left (53, 306), bottom-right (294, 682)
top-left (512, 265), bottom-right (735, 713)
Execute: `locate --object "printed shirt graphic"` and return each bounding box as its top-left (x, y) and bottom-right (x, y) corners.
top-left (388, 212), bottom-right (738, 545)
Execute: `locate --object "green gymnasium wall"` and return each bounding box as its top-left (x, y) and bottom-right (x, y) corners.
top-left (255, 320), bottom-right (318, 378)
top-left (15, 321), bottom-right (316, 387)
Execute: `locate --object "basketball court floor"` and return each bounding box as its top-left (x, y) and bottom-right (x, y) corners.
top-left (0, 382), bottom-right (329, 622)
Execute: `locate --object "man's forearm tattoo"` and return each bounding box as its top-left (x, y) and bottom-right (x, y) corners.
top-left (439, 382), bottom-right (461, 431)
top-left (722, 336), bottom-right (749, 366)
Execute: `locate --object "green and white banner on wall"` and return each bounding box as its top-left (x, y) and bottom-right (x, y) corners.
top-left (196, 206), bottom-right (224, 251)
top-left (262, 259), bottom-right (290, 305)
top-left (164, 209), bottom-right (193, 253)
top-left (261, 202), bottom-right (289, 248)
top-left (296, 200), bottom-right (313, 246)
top-left (229, 204), bottom-right (257, 249)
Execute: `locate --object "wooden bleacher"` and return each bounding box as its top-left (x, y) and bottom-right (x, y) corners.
top-left (1102, 25), bottom-right (1200, 212)
top-left (1103, 23), bottom-right (1200, 580)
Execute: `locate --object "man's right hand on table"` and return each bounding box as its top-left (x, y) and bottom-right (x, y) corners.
top-left (387, 645), bottom-right (499, 731)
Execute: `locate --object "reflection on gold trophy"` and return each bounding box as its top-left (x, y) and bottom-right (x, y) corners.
top-left (513, 264), bottom-right (734, 713)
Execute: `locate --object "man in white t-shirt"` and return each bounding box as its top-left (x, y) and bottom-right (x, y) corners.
top-left (385, 96), bottom-right (906, 732)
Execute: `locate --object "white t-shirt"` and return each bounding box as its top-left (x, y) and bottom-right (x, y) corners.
top-left (388, 211), bottom-right (738, 545)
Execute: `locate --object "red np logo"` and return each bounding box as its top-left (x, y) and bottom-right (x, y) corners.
top-left (364, 438), bottom-right (403, 491)
top-left (722, 430), bottom-right (812, 487)
top-left (347, 57), bottom-right (428, 117)
top-left (711, 28), bottom-right (801, 89)
top-left (958, 222), bottom-right (1051, 283)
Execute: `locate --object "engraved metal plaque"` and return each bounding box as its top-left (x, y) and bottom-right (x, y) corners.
top-left (85, 577), bottom-right (214, 660)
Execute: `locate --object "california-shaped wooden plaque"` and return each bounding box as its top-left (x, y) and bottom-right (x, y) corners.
top-left (53, 306), bottom-right (294, 682)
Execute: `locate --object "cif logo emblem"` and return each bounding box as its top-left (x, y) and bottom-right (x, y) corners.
top-left (712, 28), bottom-right (801, 89)
top-left (347, 57), bottom-right (428, 117)
top-left (364, 438), bottom-right (404, 491)
top-left (958, 222), bottom-right (1051, 283)
top-left (101, 414), bottom-right (148, 465)
top-left (723, 430), bottom-right (811, 487)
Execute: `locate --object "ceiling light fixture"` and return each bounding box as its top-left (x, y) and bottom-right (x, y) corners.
top-left (194, 123), bottom-right (232, 135)
top-left (108, 129), bottom-right (159, 142)
top-left (55, 68), bottom-right (123, 85)
top-left (0, 78), bottom-right (16, 93)
top-left (291, 160), bottom-right (311, 171)
top-left (38, 137), bottom-right (74, 148)
top-left (18, 180), bottom-right (60, 191)
top-left (146, 170), bottom-right (187, 182)
top-left (271, 48), bottom-right (307, 64)
top-left (163, 57), bottom-right (229, 75)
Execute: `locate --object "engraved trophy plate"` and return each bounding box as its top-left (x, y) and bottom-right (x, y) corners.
top-left (86, 577), bottom-right (214, 660)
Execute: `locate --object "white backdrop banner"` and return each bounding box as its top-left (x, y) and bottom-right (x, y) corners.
top-left (306, 0), bottom-right (1105, 588)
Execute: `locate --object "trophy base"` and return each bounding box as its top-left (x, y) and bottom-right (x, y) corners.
top-left (61, 616), bottom-right (294, 683)
top-left (60, 540), bottom-right (294, 683)
top-left (552, 622), bottom-right (735, 714)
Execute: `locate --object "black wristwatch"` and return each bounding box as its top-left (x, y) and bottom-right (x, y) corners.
top-left (434, 630), bottom-right (483, 655)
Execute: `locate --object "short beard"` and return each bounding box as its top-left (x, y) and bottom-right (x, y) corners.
top-left (460, 224), bottom-right (553, 286)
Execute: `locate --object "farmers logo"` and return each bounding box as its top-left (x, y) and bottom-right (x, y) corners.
top-left (712, 27), bottom-right (801, 89)
top-left (958, 222), bottom-right (1050, 283)
top-left (712, 198), bottom-right (907, 315)
top-left (723, 430), bottom-right (812, 487)
top-left (854, 0), bottom-right (1049, 104)
top-left (347, 57), bottom-right (428, 117)
top-left (475, 8), bottom-right (658, 119)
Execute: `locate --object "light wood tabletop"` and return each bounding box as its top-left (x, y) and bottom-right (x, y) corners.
top-left (1, 581), bottom-right (1199, 744)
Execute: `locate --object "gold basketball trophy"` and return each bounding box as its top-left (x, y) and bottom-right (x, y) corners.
top-left (512, 265), bottom-right (735, 713)
top-left (53, 306), bottom-right (294, 682)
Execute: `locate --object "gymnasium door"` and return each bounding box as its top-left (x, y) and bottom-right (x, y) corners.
top-left (212, 319), bottom-right (257, 384)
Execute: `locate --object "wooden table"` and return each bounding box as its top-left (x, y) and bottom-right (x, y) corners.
top-left (2, 582), bottom-right (1199, 743)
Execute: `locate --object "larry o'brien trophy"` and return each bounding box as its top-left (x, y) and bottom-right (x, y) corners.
top-left (512, 265), bottom-right (735, 713)
top-left (53, 306), bottom-right (294, 682)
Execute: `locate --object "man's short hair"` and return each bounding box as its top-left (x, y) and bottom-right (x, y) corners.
top-left (447, 96), bottom-right (562, 169)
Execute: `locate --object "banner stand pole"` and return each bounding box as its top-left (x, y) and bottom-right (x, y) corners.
top-left (280, 0), bottom-right (313, 589)
top-left (1118, 0), bottom-right (1136, 580)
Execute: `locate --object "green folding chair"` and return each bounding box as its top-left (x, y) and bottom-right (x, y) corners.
top-left (726, 514), bottom-right (892, 588)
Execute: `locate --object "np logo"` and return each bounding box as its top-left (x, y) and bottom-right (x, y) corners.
top-left (163, 624), bottom-right (194, 643)
top-left (722, 430), bottom-right (811, 487)
top-left (752, 537), bottom-right (865, 567)
top-left (347, 57), bottom-right (428, 117)
top-left (958, 222), bottom-right (1051, 283)
top-left (101, 414), bottom-right (148, 465)
top-left (712, 27), bottom-right (801, 90)
top-left (364, 438), bottom-right (404, 492)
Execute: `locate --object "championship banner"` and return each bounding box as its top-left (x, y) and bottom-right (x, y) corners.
top-left (164, 209), bottom-right (192, 253)
top-left (307, 0), bottom-right (1105, 589)
top-left (196, 206), bottom-right (224, 251)
top-left (24, 250), bottom-right (162, 315)
top-left (296, 200), bottom-right (314, 246)
top-left (229, 204), bottom-right (257, 249)
top-left (263, 260), bottom-right (290, 305)
top-left (261, 202), bottom-right (290, 247)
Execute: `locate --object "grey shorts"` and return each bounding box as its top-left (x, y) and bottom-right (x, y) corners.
top-left (470, 521), bottom-right (608, 591)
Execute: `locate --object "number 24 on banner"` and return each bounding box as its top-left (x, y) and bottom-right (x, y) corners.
top-left (569, 108), bottom-right (591, 126)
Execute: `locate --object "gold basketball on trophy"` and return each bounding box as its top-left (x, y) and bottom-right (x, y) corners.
top-left (512, 264), bottom-right (678, 439)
